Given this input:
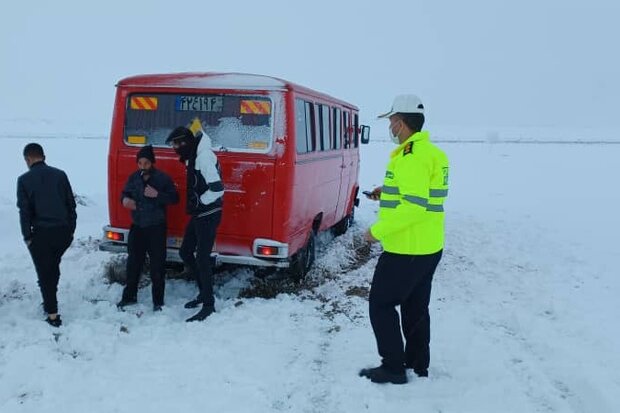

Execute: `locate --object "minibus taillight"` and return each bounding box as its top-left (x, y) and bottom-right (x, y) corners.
top-left (106, 231), bottom-right (124, 242)
top-left (257, 246), bottom-right (279, 256)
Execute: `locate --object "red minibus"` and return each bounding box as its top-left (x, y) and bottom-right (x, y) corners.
top-left (100, 72), bottom-right (370, 278)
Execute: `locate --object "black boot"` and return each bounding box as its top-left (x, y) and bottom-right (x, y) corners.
top-left (405, 362), bottom-right (428, 377)
top-left (186, 306), bottom-right (215, 322)
top-left (184, 297), bottom-right (201, 309)
top-left (359, 365), bottom-right (407, 385)
top-left (45, 315), bottom-right (62, 328)
top-left (117, 298), bottom-right (137, 309)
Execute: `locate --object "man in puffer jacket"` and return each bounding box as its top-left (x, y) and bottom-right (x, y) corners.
top-left (166, 124), bottom-right (224, 322)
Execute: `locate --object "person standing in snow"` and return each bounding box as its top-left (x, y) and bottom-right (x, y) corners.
top-left (17, 143), bottom-right (77, 327)
top-left (360, 95), bottom-right (449, 384)
top-left (166, 124), bottom-right (224, 322)
top-left (117, 145), bottom-right (179, 312)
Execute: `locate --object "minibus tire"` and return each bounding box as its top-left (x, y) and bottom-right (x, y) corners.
top-left (289, 232), bottom-right (316, 281)
top-left (333, 207), bottom-right (355, 236)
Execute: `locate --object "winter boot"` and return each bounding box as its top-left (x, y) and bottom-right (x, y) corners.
top-left (45, 315), bottom-right (62, 328)
top-left (184, 297), bottom-right (201, 309)
top-left (186, 306), bottom-right (215, 322)
top-left (359, 365), bottom-right (407, 385)
top-left (405, 362), bottom-right (428, 377)
top-left (117, 298), bottom-right (137, 309)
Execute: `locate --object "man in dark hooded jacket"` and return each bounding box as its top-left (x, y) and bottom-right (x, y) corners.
top-left (166, 125), bottom-right (224, 322)
top-left (117, 145), bottom-right (179, 311)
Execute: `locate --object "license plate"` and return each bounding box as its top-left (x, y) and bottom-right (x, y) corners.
top-left (175, 96), bottom-right (223, 112)
top-left (167, 237), bottom-right (183, 248)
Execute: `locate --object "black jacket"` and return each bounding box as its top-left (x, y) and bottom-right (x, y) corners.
top-left (17, 161), bottom-right (77, 241)
top-left (121, 168), bottom-right (179, 228)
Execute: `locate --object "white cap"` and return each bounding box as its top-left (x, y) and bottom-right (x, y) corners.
top-left (377, 94), bottom-right (425, 119)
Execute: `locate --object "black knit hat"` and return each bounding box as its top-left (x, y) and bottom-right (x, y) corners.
top-left (165, 126), bottom-right (195, 145)
top-left (136, 144), bottom-right (155, 163)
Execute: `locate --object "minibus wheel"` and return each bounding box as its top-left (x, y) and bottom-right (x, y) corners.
top-left (333, 207), bottom-right (355, 236)
top-left (289, 231), bottom-right (316, 281)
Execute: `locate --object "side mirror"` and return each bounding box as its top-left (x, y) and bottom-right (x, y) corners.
top-left (360, 125), bottom-right (371, 144)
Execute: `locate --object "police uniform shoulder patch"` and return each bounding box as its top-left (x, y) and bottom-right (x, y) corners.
top-left (403, 142), bottom-right (414, 156)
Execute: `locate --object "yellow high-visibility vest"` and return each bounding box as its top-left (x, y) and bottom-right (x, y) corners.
top-left (370, 131), bottom-right (449, 255)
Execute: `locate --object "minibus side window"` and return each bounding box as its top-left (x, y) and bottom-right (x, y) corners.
top-left (319, 104), bottom-right (330, 151)
top-left (333, 107), bottom-right (341, 150)
top-left (306, 102), bottom-right (316, 152)
top-left (314, 103), bottom-right (322, 151)
top-left (343, 111), bottom-right (350, 149)
top-left (295, 99), bottom-right (309, 153)
top-left (354, 113), bottom-right (360, 148)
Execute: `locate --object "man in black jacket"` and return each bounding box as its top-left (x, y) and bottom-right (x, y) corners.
top-left (17, 143), bottom-right (76, 327)
top-left (166, 125), bottom-right (224, 322)
top-left (117, 145), bottom-right (179, 311)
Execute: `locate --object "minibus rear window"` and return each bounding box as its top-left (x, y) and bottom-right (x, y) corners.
top-left (124, 94), bottom-right (273, 152)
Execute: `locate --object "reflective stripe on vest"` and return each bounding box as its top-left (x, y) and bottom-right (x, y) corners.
top-left (382, 185), bottom-right (400, 195)
top-left (380, 200), bottom-right (400, 208)
top-left (381, 188), bottom-right (445, 212)
top-left (403, 195), bottom-right (428, 208)
top-left (429, 189), bottom-right (448, 197)
top-left (385, 187), bottom-right (448, 198)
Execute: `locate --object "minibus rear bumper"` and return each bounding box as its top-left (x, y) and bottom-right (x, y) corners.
top-left (99, 226), bottom-right (290, 268)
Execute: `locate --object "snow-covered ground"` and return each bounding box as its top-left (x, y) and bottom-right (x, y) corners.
top-left (1, 134), bottom-right (619, 413)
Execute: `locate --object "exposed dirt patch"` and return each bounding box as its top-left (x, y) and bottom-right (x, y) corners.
top-left (345, 286), bottom-right (369, 298)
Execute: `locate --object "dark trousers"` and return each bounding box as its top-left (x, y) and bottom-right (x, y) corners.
top-left (369, 250), bottom-right (443, 373)
top-left (28, 226), bottom-right (73, 314)
top-left (122, 223), bottom-right (167, 306)
top-left (179, 211), bottom-right (221, 308)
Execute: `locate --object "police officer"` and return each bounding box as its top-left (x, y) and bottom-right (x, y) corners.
top-left (166, 123), bottom-right (224, 322)
top-left (17, 143), bottom-right (77, 327)
top-left (117, 145), bottom-right (179, 312)
top-left (359, 95), bottom-right (449, 384)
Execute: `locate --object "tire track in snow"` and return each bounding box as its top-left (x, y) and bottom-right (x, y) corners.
top-left (266, 228), bottom-right (378, 413)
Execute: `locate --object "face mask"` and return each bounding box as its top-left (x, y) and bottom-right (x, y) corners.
top-left (389, 123), bottom-right (401, 144)
top-left (174, 144), bottom-right (193, 162)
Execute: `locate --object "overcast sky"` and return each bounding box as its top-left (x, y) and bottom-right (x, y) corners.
top-left (1, 0), bottom-right (619, 136)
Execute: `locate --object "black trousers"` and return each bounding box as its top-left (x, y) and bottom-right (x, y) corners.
top-left (369, 250), bottom-right (443, 373)
top-left (179, 211), bottom-right (221, 308)
top-left (28, 226), bottom-right (73, 314)
top-left (122, 223), bottom-right (167, 306)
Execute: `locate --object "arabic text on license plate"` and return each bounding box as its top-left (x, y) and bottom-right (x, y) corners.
top-left (176, 96), bottom-right (223, 112)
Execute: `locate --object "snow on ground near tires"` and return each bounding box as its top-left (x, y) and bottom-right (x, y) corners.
top-left (0, 135), bottom-right (619, 413)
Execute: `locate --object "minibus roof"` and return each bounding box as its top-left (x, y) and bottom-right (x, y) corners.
top-left (117, 72), bottom-right (358, 110)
